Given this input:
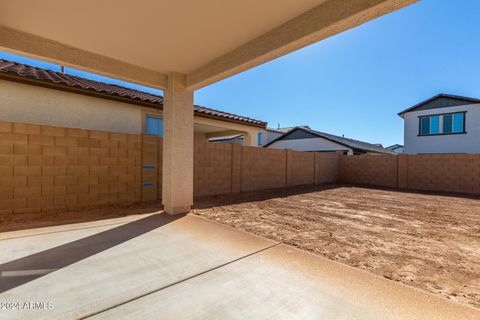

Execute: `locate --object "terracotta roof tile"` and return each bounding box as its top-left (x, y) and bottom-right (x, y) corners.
top-left (0, 59), bottom-right (266, 127)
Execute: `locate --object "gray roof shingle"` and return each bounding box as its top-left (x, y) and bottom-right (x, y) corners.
top-left (264, 126), bottom-right (395, 154)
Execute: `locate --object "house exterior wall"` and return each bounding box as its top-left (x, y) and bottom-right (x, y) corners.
top-left (267, 137), bottom-right (353, 155)
top-left (259, 129), bottom-right (283, 146)
top-left (195, 116), bottom-right (261, 147)
top-left (389, 146), bottom-right (404, 153)
top-left (0, 79), bottom-right (263, 146)
top-left (403, 103), bottom-right (480, 154)
top-left (0, 79), bottom-right (145, 134)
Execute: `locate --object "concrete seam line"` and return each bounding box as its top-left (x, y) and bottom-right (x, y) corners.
top-left (81, 242), bottom-right (281, 319)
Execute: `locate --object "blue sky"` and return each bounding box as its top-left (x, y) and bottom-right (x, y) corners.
top-left (1, 0), bottom-right (479, 147)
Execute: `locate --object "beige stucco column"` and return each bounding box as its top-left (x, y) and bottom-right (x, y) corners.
top-left (243, 131), bottom-right (257, 147)
top-left (162, 73), bottom-right (194, 214)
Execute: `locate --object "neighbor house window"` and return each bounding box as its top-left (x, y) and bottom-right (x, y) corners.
top-left (257, 132), bottom-right (262, 146)
top-left (419, 112), bottom-right (465, 136)
top-left (453, 113), bottom-right (464, 133)
top-left (145, 115), bottom-right (163, 137)
top-left (443, 114), bottom-right (453, 133)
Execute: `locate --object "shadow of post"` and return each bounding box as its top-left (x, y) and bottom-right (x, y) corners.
top-left (0, 213), bottom-right (182, 294)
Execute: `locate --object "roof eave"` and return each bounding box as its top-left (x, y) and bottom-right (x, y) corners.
top-left (0, 69), bottom-right (267, 129)
top-left (398, 93), bottom-right (480, 116)
top-left (194, 112), bottom-right (267, 128)
top-left (0, 71), bottom-right (164, 110)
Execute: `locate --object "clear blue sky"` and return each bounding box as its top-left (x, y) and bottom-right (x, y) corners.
top-left (1, 0), bottom-right (479, 147)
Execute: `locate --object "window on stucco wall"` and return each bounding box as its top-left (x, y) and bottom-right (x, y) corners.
top-left (419, 112), bottom-right (465, 136)
top-left (145, 115), bottom-right (164, 137)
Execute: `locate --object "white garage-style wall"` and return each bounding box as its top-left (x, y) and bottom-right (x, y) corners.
top-left (268, 137), bottom-right (353, 155)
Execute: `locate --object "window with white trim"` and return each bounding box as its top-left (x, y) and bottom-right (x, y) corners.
top-left (419, 112), bottom-right (465, 136)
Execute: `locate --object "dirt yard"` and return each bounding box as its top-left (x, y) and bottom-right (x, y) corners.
top-left (192, 185), bottom-right (480, 309)
top-left (1, 184), bottom-right (478, 308)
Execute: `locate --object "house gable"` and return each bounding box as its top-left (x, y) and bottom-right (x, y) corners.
top-left (411, 97), bottom-right (475, 112)
top-left (281, 129), bottom-right (318, 140)
top-left (268, 135), bottom-right (351, 154)
top-left (398, 94), bottom-right (480, 117)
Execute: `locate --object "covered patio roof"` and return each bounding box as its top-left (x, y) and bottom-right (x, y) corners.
top-left (0, 0), bottom-right (417, 90)
top-left (0, 0), bottom-right (418, 214)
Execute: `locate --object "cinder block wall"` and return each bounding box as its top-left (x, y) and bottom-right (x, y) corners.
top-left (194, 144), bottom-right (340, 196)
top-left (4, 118), bottom-right (478, 217)
top-left (194, 140), bottom-right (233, 197)
top-left (240, 146), bottom-right (288, 192)
top-left (0, 119), bottom-right (341, 215)
top-left (0, 120), bottom-right (142, 217)
top-left (315, 153), bottom-right (340, 184)
top-left (406, 154), bottom-right (480, 194)
top-left (288, 151), bottom-right (315, 187)
top-left (339, 154), bottom-right (480, 195)
top-left (339, 154), bottom-right (398, 188)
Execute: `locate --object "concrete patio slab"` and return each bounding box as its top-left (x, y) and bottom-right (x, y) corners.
top-left (0, 214), bottom-right (276, 320)
top-left (90, 244), bottom-right (480, 320)
top-left (0, 213), bottom-right (478, 320)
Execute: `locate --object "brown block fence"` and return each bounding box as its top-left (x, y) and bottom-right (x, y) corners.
top-left (0, 121), bottom-right (142, 217)
top-left (0, 120), bottom-right (340, 215)
top-left (339, 154), bottom-right (480, 195)
top-left (339, 154), bottom-right (398, 188)
top-left (193, 141), bottom-right (339, 197)
top-left (1, 119), bottom-right (479, 217)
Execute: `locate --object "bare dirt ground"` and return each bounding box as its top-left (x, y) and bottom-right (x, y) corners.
top-left (192, 184), bottom-right (480, 309)
top-left (1, 184), bottom-right (478, 308)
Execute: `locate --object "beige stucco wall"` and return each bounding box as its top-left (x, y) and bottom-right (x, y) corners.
top-left (0, 79), bottom-right (145, 134)
top-left (195, 116), bottom-right (261, 147)
top-left (0, 79), bottom-right (262, 145)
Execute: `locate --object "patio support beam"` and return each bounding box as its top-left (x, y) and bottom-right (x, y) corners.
top-left (186, 0), bottom-right (418, 89)
top-left (162, 72), bottom-right (194, 214)
top-left (0, 26), bottom-right (168, 90)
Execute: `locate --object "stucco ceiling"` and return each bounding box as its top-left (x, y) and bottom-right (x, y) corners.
top-left (0, 0), bottom-right (417, 89)
top-left (0, 0), bottom-right (325, 74)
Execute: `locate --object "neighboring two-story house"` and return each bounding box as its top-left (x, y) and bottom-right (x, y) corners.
top-left (399, 94), bottom-right (480, 154)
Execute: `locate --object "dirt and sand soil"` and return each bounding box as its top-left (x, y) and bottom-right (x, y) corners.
top-left (1, 184), bottom-right (479, 309)
top-left (192, 184), bottom-right (480, 309)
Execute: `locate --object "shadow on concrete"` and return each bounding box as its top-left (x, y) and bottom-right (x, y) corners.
top-left (193, 184), bottom-right (342, 209)
top-left (0, 202), bottom-right (165, 233)
top-left (0, 213), bottom-right (181, 294)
